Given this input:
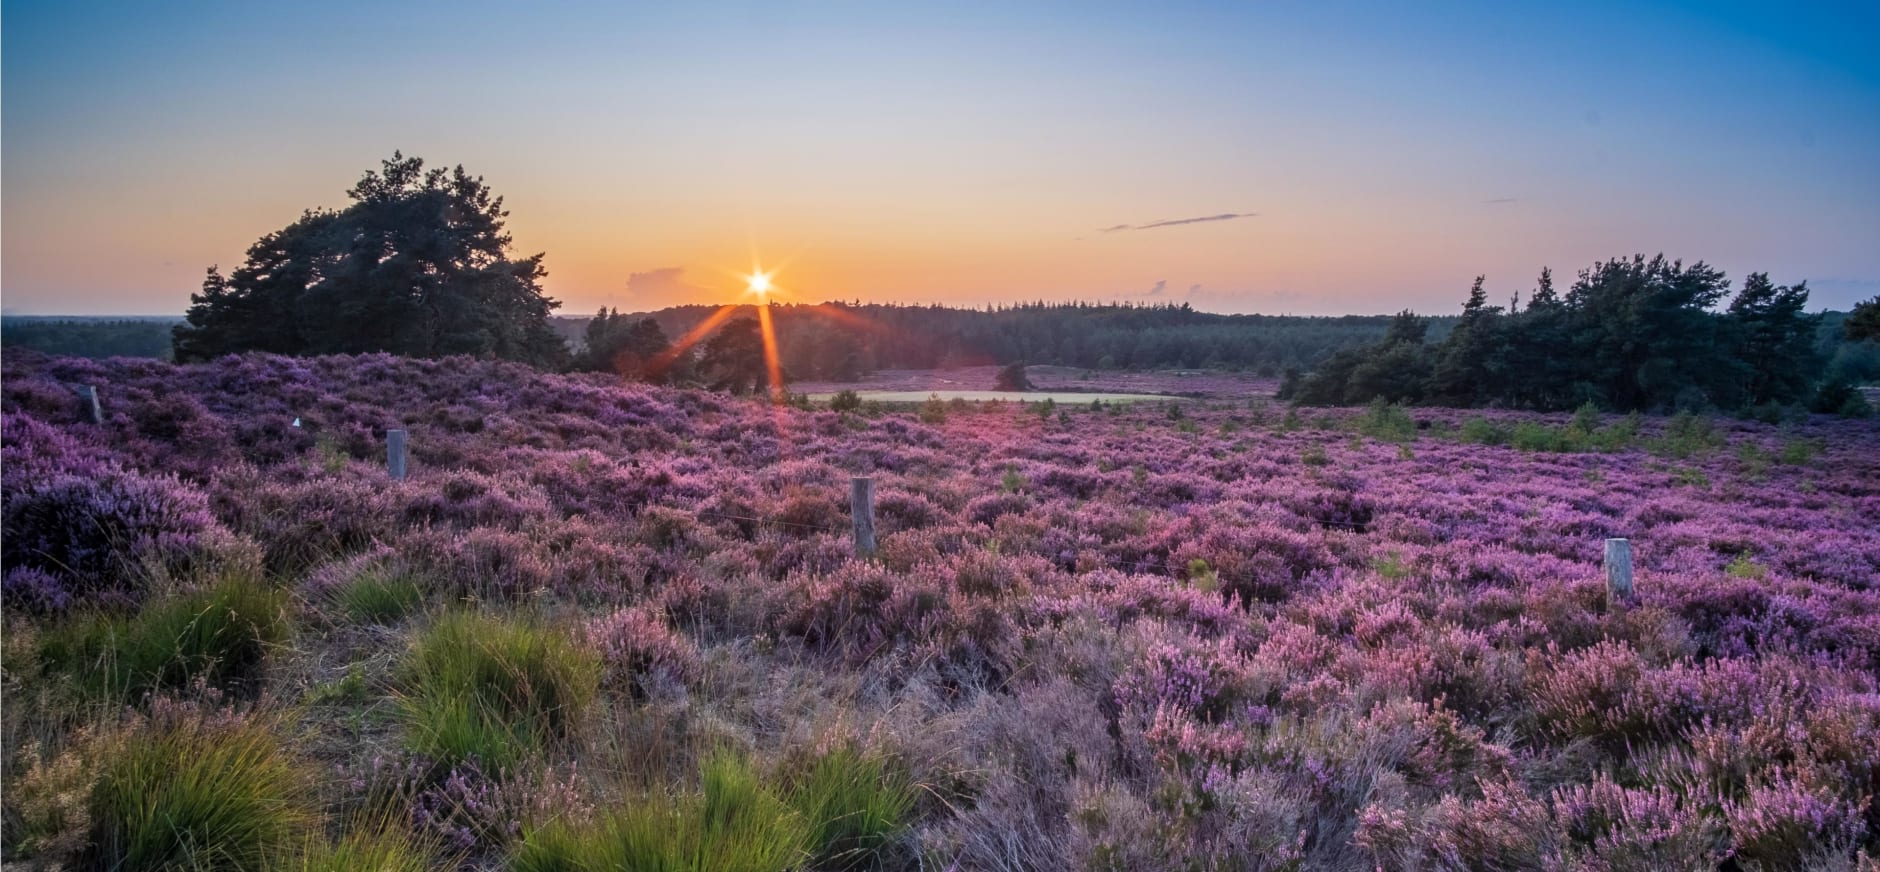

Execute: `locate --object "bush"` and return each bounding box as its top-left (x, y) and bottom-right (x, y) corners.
top-left (828, 390), bottom-right (862, 413)
top-left (84, 702), bottom-right (315, 871)
top-left (40, 574), bottom-right (290, 700)
top-left (918, 394), bottom-right (947, 424)
top-left (788, 746), bottom-right (914, 870)
top-left (1356, 398), bottom-right (1416, 443)
top-left (3, 466), bottom-right (234, 610)
top-left (397, 611), bottom-right (601, 772)
top-left (512, 751), bottom-right (807, 872)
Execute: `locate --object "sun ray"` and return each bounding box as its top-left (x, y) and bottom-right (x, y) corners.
top-left (646, 303), bottom-right (742, 377)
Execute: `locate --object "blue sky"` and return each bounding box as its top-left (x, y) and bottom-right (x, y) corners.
top-left (4, 0), bottom-right (1877, 314)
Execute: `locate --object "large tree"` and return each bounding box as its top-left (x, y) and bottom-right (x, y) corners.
top-left (1848, 296), bottom-right (1880, 343)
top-left (173, 153), bottom-right (566, 367)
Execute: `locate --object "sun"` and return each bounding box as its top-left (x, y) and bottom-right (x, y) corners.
top-left (746, 271), bottom-right (772, 296)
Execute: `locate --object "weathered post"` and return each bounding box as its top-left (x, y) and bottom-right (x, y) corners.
top-left (850, 476), bottom-right (876, 557)
top-left (1604, 538), bottom-right (1633, 606)
top-left (386, 429), bottom-right (408, 481)
top-left (77, 385), bottom-right (103, 425)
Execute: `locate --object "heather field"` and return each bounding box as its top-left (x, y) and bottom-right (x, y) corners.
top-left (5, 350), bottom-right (1880, 871)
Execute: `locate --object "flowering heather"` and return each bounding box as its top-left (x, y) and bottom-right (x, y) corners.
top-left (4, 349), bottom-right (1879, 868)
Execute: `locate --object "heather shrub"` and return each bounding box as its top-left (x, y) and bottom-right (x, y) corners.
top-left (3, 465), bottom-right (237, 610)
top-left (83, 700), bottom-right (316, 872)
top-left (585, 604), bottom-right (702, 692)
top-left (1548, 775), bottom-right (1725, 869)
top-left (397, 611), bottom-right (602, 772)
top-left (40, 573), bottom-right (290, 700)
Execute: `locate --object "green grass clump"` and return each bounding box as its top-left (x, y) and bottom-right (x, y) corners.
top-left (397, 610), bottom-right (601, 773)
top-left (788, 746), bottom-right (914, 871)
top-left (1355, 398), bottom-right (1416, 443)
top-left (512, 751), bottom-right (808, 872)
top-left (40, 575), bottom-right (289, 700)
top-left (329, 566), bottom-right (427, 624)
top-left (87, 708), bottom-right (314, 871)
top-left (286, 821), bottom-right (446, 872)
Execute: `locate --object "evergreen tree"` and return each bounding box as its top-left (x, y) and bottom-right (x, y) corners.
top-left (173, 153), bottom-right (566, 367)
top-left (699, 318), bottom-right (772, 395)
top-left (1847, 296), bottom-right (1880, 342)
top-left (1726, 273), bottom-right (1818, 406)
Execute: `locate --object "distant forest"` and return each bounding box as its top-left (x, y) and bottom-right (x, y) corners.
top-left (595, 302), bottom-right (1459, 379)
top-left (1, 318), bottom-right (180, 361)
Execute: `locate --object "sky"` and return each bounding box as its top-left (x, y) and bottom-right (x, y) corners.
top-left (4, 0), bottom-right (1878, 316)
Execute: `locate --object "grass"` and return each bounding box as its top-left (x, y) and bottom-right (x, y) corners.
top-left (397, 610), bottom-right (602, 773)
top-left (512, 750), bottom-right (808, 872)
top-left (87, 708), bottom-right (314, 872)
top-left (788, 746), bottom-right (915, 871)
top-left (328, 565), bottom-right (427, 624)
top-left (286, 819), bottom-right (447, 872)
top-left (39, 574), bottom-right (290, 701)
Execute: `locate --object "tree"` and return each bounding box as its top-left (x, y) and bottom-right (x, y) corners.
top-left (994, 363), bottom-right (1031, 391)
top-left (1848, 296), bottom-right (1880, 342)
top-left (576, 309), bottom-right (672, 380)
top-left (698, 317), bottom-right (771, 395)
top-left (1726, 273), bottom-right (1818, 406)
top-left (173, 153), bottom-right (566, 367)
top-left (1430, 276), bottom-right (1505, 405)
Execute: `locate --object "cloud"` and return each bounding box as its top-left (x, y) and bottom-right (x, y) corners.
top-left (1144, 280), bottom-right (1168, 296)
top-left (624, 266), bottom-right (711, 310)
top-left (1483, 197), bottom-right (1519, 204)
top-left (1187, 284), bottom-right (1203, 296)
top-left (1101, 212), bottom-right (1256, 232)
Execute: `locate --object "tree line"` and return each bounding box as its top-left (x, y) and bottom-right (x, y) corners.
top-left (123, 153), bottom-right (1880, 410)
top-left (1282, 256), bottom-right (1876, 415)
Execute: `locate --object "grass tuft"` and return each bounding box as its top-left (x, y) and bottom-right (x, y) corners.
top-left (397, 610), bottom-right (601, 773)
top-left (512, 750), bottom-right (808, 872)
top-left (329, 566), bottom-right (427, 625)
top-left (39, 574), bottom-right (289, 700)
top-left (789, 745), bottom-right (915, 871)
top-left (86, 704), bottom-right (314, 871)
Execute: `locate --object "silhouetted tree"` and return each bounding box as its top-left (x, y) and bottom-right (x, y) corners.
top-left (173, 153), bottom-right (566, 367)
top-left (1726, 273), bottom-right (1818, 406)
top-left (699, 317), bottom-right (771, 395)
top-left (577, 309), bottom-right (672, 381)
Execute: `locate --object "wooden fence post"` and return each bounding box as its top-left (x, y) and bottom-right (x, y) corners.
top-left (1604, 538), bottom-right (1633, 606)
top-left (387, 429), bottom-right (408, 481)
top-left (77, 385), bottom-right (103, 425)
top-left (850, 476), bottom-right (876, 557)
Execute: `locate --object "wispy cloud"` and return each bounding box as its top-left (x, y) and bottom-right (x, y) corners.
top-left (1483, 197), bottom-right (1519, 204)
top-left (1102, 212), bottom-right (1256, 232)
top-left (1144, 279), bottom-right (1168, 296)
top-left (625, 266), bottom-right (711, 309)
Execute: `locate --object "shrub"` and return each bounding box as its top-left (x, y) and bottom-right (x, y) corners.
top-left (788, 745), bottom-right (914, 870)
top-left (828, 390), bottom-right (862, 413)
top-left (511, 751), bottom-right (807, 872)
top-left (2, 466), bottom-right (234, 610)
top-left (40, 574), bottom-right (290, 700)
top-left (397, 611), bottom-right (601, 773)
top-left (918, 394), bottom-right (947, 424)
top-left (84, 701), bottom-right (315, 872)
top-left (1356, 398), bottom-right (1416, 443)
